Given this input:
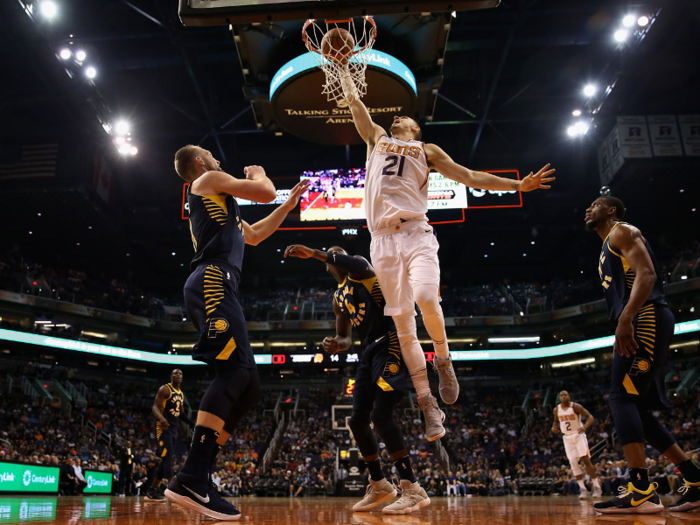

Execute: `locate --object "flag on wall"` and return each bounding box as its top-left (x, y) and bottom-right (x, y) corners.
top-left (0, 143), bottom-right (58, 180)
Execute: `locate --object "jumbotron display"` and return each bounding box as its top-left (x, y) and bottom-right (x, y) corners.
top-left (299, 168), bottom-right (468, 221)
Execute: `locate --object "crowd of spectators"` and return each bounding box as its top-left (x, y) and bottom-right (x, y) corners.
top-left (1, 358), bottom-right (700, 500)
top-left (1, 240), bottom-right (697, 322)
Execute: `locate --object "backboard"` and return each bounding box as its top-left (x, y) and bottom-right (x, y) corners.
top-left (179, 0), bottom-right (499, 26)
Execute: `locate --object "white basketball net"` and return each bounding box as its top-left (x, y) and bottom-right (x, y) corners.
top-left (302, 17), bottom-right (377, 104)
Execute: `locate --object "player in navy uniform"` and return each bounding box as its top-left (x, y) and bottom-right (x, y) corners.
top-left (585, 196), bottom-right (700, 514)
top-left (145, 369), bottom-right (194, 502)
top-left (284, 245), bottom-right (430, 515)
top-left (166, 145), bottom-right (308, 520)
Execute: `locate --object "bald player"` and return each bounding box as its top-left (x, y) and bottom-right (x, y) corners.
top-left (551, 390), bottom-right (602, 499)
top-left (146, 369), bottom-right (194, 502)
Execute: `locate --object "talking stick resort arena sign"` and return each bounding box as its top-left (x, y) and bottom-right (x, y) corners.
top-left (270, 51), bottom-right (417, 145)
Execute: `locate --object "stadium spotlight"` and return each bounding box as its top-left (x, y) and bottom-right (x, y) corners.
top-left (85, 67), bottom-right (97, 79)
top-left (118, 143), bottom-right (131, 155)
top-left (59, 49), bottom-right (71, 60)
top-left (574, 121), bottom-right (589, 135)
top-left (622, 14), bottom-right (635, 27)
top-left (572, 109), bottom-right (582, 117)
top-left (40, 1), bottom-right (57, 18)
top-left (637, 15), bottom-right (649, 27)
top-left (129, 146), bottom-right (138, 156)
top-left (567, 126), bottom-right (577, 137)
top-left (115, 136), bottom-right (126, 145)
top-left (583, 84), bottom-right (596, 97)
top-left (115, 121), bottom-right (130, 135)
top-left (614, 29), bottom-right (628, 42)
top-left (76, 50), bottom-right (87, 62)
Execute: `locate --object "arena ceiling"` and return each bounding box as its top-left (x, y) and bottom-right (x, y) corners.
top-left (1, 0), bottom-right (699, 290)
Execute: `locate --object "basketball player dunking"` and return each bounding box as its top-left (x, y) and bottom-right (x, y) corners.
top-left (341, 77), bottom-right (556, 440)
top-left (164, 145), bottom-right (308, 520)
top-left (585, 196), bottom-right (700, 514)
top-left (551, 390), bottom-right (602, 499)
top-left (284, 244), bottom-right (430, 514)
top-left (145, 369), bottom-right (194, 502)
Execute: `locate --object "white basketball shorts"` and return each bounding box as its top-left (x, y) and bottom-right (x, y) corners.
top-left (369, 219), bottom-right (441, 317)
top-left (563, 433), bottom-right (590, 474)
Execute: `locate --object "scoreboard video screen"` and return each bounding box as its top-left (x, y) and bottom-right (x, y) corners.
top-left (299, 168), bottom-right (469, 221)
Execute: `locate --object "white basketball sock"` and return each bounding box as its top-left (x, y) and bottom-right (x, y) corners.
top-left (592, 477), bottom-right (601, 488)
top-left (577, 479), bottom-right (587, 493)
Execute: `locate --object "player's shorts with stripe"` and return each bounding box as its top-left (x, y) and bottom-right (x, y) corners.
top-left (370, 219), bottom-right (441, 317)
top-left (156, 434), bottom-right (175, 479)
top-left (353, 330), bottom-right (410, 412)
top-left (609, 302), bottom-right (674, 409)
top-left (184, 262), bottom-right (255, 368)
top-left (563, 433), bottom-right (589, 462)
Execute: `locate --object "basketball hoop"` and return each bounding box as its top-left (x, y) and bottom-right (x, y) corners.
top-left (302, 16), bottom-right (377, 104)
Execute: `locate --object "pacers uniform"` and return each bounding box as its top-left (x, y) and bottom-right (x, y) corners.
top-left (334, 274), bottom-right (409, 405)
top-left (556, 403), bottom-right (589, 475)
top-left (365, 136), bottom-right (439, 316)
top-left (599, 222), bottom-right (673, 409)
top-left (185, 187), bottom-right (255, 368)
top-left (156, 383), bottom-right (185, 479)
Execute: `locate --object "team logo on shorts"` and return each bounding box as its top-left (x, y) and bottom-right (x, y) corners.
top-left (207, 317), bottom-right (229, 339)
top-left (383, 361), bottom-right (400, 377)
top-left (629, 357), bottom-right (651, 376)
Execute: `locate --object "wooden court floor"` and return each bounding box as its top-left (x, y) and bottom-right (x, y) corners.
top-left (1, 495), bottom-right (699, 524)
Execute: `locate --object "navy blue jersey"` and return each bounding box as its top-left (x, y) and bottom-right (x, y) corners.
top-left (187, 187), bottom-right (245, 272)
top-left (598, 222), bottom-right (666, 322)
top-left (156, 383), bottom-right (185, 439)
top-left (334, 275), bottom-right (395, 350)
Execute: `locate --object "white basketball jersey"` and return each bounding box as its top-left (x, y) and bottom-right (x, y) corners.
top-left (557, 404), bottom-right (582, 436)
top-left (365, 136), bottom-right (430, 233)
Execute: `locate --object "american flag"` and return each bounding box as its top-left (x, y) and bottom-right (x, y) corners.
top-left (0, 143), bottom-right (58, 180)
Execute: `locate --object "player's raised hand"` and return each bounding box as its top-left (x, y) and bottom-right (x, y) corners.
top-left (519, 164), bottom-right (556, 192)
top-left (282, 180), bottom-right (311, 210)
top-left (244, 165), bottom-right (266, 179)
top-left (323, 336), bottom-right (340, 355)
top-left (284, 244), bottom-right (315, 259)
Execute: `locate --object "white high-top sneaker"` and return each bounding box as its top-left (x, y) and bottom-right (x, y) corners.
top-left (352, 478), bottom-right (397, 512)
top-left (382, 480), bottom-right (431, 515)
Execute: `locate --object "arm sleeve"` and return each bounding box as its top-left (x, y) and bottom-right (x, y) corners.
top-left (326, 252), bottom-right (373, 278)
top-left (179, 410), bottom-right (195, 428)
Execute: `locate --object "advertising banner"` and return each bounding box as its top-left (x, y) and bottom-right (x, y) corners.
top-left (0, 463), bottom-right (59, 493)
top-left (83, 470), bottom-right (112, 494)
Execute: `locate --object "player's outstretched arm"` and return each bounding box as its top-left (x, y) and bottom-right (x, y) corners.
top-left (573, 403), bottom-right (595, 433)
top-left (179, 398), bottom-right (196, 428)
top-left (242, 180), bottom-right (309, 246)
top-left (193, 166), bottom-right (277, 203)
top-left (340, 70), bottom-right (386, 153)
top-left (425, 143), bottom-right (556, 192)
top-left (323, 300), bottom-right (353, 354)
top-left (152, 385), bottom-right (171, 430)
top-left (610, 224), bottom-right (657, 357)
top-left (283, 245), bottom-right (374, 279)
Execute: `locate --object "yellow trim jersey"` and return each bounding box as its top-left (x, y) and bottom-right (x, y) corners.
top-left (187, 187), bottom-right (245, 272)
top-left (334, 275), bottom-right (395, 350)
top-left (598, 222), bottom-right (666, 322)
top-left (156, 383), bottom-right (185, 439)
top-left (557, 404), bottom-right (582, 436)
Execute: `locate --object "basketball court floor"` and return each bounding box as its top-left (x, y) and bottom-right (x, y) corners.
top-left (1, 495), bottom-right (698, 524)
